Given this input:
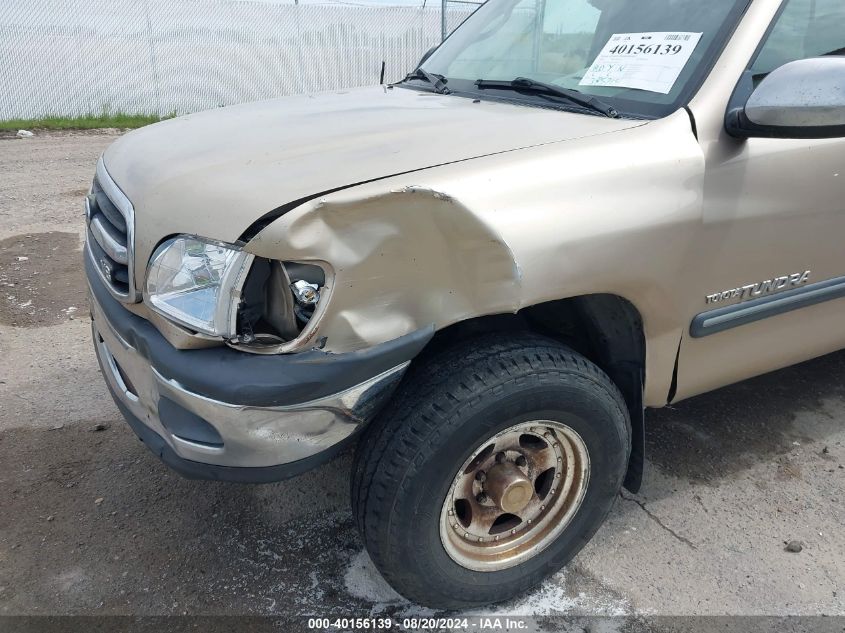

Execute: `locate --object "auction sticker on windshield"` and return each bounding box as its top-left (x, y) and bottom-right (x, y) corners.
top-left (580, 32), bottom-right (703, 94)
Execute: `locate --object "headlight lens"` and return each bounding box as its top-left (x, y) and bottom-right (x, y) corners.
top-left (144, 236), bottom-right (253, 337)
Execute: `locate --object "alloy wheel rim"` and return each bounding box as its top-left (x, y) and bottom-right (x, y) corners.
top-left (439, 420), bottom-right (590, 571)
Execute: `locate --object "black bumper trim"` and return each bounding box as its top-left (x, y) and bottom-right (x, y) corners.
top-left (86, 251), bottom-right (434, 407)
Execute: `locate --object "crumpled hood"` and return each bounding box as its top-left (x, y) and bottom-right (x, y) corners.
top-left (103, 85), bottom-right (641, 260)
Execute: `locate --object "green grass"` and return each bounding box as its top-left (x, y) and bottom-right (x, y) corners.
top-left (0, 112), bottom-right (175, 132)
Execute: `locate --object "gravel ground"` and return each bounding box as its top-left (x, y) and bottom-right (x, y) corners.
top-left (0, 132), bottom-right (843, 629)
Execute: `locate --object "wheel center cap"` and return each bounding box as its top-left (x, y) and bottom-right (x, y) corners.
top-left (485, 462), bottom-right (533, 514)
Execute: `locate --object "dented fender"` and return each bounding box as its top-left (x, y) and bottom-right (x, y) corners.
top-left (244, 110), bottom-right (704, 411)
top-left (245, 184), bottom-right (522, 353)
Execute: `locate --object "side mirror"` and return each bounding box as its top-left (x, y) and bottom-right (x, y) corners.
top-left (726, 57), bottom-right (845, 139)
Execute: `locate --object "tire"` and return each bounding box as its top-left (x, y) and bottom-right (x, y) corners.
top-left (351, 332), bottom-right (631, 609)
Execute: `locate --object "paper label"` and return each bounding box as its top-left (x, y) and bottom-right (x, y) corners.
top-left (579, 32), bottom-right (703, 94)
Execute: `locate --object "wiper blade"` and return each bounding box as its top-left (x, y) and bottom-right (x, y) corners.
top-left (475, 77), bottom-right (620, 118)
top-left (402, 68), bottom-right (451, 94)
top-left (822, 47), bottom-right (845, 56)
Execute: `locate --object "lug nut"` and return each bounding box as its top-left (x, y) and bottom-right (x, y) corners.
top-left (476, 492), bottom-right (488, 504)
top-left (475, 471), bottom-right (486, 483)
top-left (495, 452), bottom-right (507, 463)
top-left (515, 455), bottom-right (527, 467)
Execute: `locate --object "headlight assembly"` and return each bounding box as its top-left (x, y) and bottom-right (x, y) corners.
top-left (144, 235), bottom-right (253, 338)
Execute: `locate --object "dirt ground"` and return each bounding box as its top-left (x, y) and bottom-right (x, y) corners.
top-left (0, 132), bottom-right (843, 628)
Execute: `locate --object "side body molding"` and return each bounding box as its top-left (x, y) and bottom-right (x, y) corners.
top-left (691, 275), bottom-right (845, 338)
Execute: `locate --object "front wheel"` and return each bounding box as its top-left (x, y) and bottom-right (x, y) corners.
top-left (351, 333), bottom-right (631, 609)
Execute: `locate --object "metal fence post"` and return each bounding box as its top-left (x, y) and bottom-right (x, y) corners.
top-left (441, 0), bottom-right (447, 41)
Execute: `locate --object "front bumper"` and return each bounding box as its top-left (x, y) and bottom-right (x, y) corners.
top-left (86, 248), bottom-right (433, 482)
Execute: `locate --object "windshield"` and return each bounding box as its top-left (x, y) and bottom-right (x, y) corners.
top-left (417, 0), bottom-right (750, 118)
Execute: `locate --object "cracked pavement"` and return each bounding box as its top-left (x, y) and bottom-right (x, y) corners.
top-left (1, 131), bottom-right (844, 624)
top-left (620, 492), bottom-right (698, 551)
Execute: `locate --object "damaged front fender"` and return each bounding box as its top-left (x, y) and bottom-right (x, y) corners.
top-left (244, 183), bottom-right (522, 353)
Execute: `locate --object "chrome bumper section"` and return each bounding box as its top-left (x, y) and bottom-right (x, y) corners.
top-left (90, 286), bottom-right (407, 474)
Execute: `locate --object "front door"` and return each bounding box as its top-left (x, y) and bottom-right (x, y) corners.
top-left (675, 0), bottom-right (845, 401)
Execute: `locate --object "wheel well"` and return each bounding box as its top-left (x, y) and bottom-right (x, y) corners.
top-left (428, 294), bottom-right (646, 493)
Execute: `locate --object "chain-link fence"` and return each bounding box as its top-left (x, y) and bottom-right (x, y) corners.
top-left (442, 0), bottom-right (480, 38)
top-left (0, 0), bottom-right (478, 119)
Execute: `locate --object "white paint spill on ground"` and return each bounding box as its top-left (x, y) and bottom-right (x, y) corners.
top-left (487, 571), bottom-right (581, 616)
top-left (475, 569), bottom-right (631, 617)
top-left (344, 550), bottom-right (405, 606)
top-left (343, 549), bottom-right (631, 617)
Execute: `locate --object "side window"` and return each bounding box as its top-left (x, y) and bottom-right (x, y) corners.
top-left (751, 0), bottom-right (845, 79)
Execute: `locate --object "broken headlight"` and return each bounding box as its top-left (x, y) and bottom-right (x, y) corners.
top-left (144, 235), bottom-right (254, 338)
top-left (235, 260), bottom-right (327, 346)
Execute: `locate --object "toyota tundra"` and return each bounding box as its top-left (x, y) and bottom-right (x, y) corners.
top-left (85, 0), bottom-right (845, 608)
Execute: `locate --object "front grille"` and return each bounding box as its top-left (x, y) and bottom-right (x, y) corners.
top-left (85, 158), bottom-right (139, 302)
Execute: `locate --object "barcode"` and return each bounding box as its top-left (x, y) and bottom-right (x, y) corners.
top-left (665, 34), bottom-right (692, 41)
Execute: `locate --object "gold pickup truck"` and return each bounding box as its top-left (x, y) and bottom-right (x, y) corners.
top-left (85, 0), bottom-right (845, 608)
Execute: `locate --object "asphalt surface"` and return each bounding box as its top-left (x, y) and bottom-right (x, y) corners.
top-left (0, 131), bottom-right (843, 628)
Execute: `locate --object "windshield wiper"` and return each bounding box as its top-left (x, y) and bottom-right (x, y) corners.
top-left (402, 68), bottom-right (451, 95)
top-left (822, 46), bottom-right (845, 56)
top-left (475, 77), bottom-right (620, 118)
